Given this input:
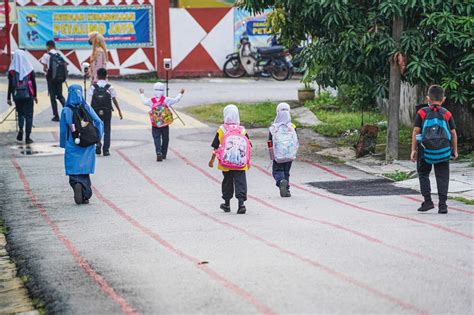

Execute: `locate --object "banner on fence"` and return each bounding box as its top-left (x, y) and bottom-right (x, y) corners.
top-left (18, 5), bottom-right (153, 49)
top-left (233, 9), bottom-right (272, 50)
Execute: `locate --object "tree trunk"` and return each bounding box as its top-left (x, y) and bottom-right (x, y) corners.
top-left (386, 16), bottom-right (403, 161)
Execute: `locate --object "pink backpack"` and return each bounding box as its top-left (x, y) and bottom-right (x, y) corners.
top-left (149, 96), bottom-right (174, 128)
top-left (215, 124), bottom-right (251, 170)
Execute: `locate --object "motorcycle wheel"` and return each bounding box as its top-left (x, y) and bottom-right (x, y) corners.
top-left (223, 57), bottom-right (246, 78)
top-left (270, 59), bottom-right (291, 81)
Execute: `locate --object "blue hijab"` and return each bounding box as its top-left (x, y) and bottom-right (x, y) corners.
top-left (65, 84), bottom-right (87, 108)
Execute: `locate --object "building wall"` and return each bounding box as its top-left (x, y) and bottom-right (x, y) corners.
top-left (5, 0), bottom-right (237, 77)
top-left (8, 0), bottom-right (159, 76)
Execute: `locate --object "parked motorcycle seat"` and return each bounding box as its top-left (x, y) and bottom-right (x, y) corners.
top-left (257, 46), bottom-right (284, 56)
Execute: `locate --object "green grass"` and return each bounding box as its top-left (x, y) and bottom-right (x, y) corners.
top-left (306, 98), bottom-right (412, 147)
top-left (383, 170), bottom-right (412, 181)
top-left (186, 102), bottom-right (278, 127)
top-left (449, 196), bottom-right (474, 205)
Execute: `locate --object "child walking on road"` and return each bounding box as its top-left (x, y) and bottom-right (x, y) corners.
top-left (268, 103), bottom-right (299, 197)
top-left (89, 68), bottom-right (123, 156)
top-left (209, 105), bottom-right (251, 214)
top-left (139, 83), bottom-right (184, 161)
top-left (60, 84), bottom-right (104, 205)
top-left (7, 50), bottom-right (38, 144)
top-left (40, 40), bottom-right (67, 122)
top-left (410, 85), bottom-right (458, 214)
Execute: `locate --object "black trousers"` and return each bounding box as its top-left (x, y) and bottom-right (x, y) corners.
top-left (97, 110), bottom-right (112, 151)
top-left (15, 99), bottom-right (34, 136)
top-left (272, 161), bottom-right (292, 188)
top-left (417, 147), bottom-right (449, 203)
top-left (47, 80), bottom-right (65, 117)
top-left (152, 126), bottom-right (169, 156)
top-left (222, 170), bottom-right (247, 202)
top-left (69, 175), bottom-right (92, 200)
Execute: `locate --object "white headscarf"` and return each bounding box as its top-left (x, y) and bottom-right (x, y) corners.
top-left (9, 50), bottom-right (34, 79)
top-left (272, 102), bottom-right (292, 129)
top-left (223, 104), bottom-right (240, 125)
top-left (153, 82), bottom-right (165, 97)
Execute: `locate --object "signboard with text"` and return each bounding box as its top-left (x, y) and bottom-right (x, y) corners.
top-left (18, 5), bottom-right (153, 50)
top-left (234, 9), bottom-right (272, 50)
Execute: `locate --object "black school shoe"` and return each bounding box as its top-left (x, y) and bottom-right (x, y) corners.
top-left (279, 179), bottom-right (289, 197)
top-left (220, 203), bottom-right (231, 213)
top-left (156, 154), bottom-right (163, 162)
top-left (17, 130), bottom-right (23, 141)
top-left (438, 203), bottom-right (448, 214)
top-left (73, 183), bottom-right (83, 205)
top-left (25, 137), bottom-right (34, 145)
top-left (237, 205), bottom-right (247, 214)
top-left (82, 199), bottom-right (90, 205)
top-left (103, 150), bottom-right (110, 156)
top-left (96, 146), bottom-right (102, 155)
top-left (417, 200), bottom-right (435, 212)
top-left (51, 116), bottom-right (60, 122)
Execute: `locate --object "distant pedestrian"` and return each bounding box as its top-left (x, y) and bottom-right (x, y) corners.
top-left (209, 105), bottom-right (251, 214)
top-left (89, 68), bottom-right (123, 156)
top-left (88, 31), bottom-right (108, 83)
top-left (60, 84), bottom-right (104, 205)
top-left (268, 103), bottom-right (299, 197)
top-left (139, 83), bottom-right (184, 161)
top-left (410, 85), bottom-right (458, 214)
top-left (7, 50), bottom-right (37, 144)
top-left (40, 40), bottom-right (67, 122)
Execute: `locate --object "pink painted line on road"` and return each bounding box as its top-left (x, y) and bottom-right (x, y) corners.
top-left (251, 163), bottom-right (473, 240)
top-left (169, 148), bottom-right (473, 277)
top-left (93, 178), bottom-right (276, 315)
top-left (10, 156), bottom-right (138, 315)
top-left (118, 149), bottom-right (428, 314)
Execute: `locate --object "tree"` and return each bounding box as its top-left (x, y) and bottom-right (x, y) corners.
top-left (239, 0), bottom-right (473, 157)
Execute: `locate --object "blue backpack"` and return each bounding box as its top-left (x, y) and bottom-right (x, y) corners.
top-left (420, 106), bottom-right (452, 164)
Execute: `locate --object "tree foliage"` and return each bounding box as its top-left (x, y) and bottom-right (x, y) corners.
top-left (238, 0), bottom-right (473, 107)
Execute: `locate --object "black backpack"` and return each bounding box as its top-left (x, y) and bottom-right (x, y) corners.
top-left (69, 105), bottom-right (99, 147)
top-left (48, 52), bottom-right (67, 83)
top-left (420, 107), bottom-right (452, 164)
top-left (12, 71), bottom-right (32, 102)
top-left (91, 84), bottom-right (112, 111)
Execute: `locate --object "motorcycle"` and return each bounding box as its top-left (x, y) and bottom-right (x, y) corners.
top-left (223, 35), bottom-right (293, 81)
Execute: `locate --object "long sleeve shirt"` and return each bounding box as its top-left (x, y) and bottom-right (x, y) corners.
top-left (140, 93), bottom-right (183, 109)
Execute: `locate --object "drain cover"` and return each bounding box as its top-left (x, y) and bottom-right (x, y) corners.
top-left (308, 178), bottom-right (419, 196)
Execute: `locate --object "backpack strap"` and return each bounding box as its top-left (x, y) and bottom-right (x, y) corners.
top-left (92, 83), bottom-right (99, 90)
top-left (104, 84), bottom-right (111, 91)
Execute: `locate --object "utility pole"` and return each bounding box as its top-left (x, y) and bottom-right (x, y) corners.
top-left (386, 16), bottom-right (403, 161)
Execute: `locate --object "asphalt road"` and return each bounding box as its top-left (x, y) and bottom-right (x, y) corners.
top-left (0, 78), bottom-right (473, 314)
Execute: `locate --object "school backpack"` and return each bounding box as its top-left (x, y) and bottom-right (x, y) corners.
top-left (215, 124), bottom-right (251, 170)
top-left (149, 96), bottom-right (174, 128)
top-left (12, 71), bottom-right (33, 103)
top-left (272, 124), bottom-right (299, 163)
top-left (48, 52), bottom-right (67, 83)
top-left (420, 106), bottom-right (452, 164)
top-left (68, 105), bottom-right (99, 147)
top-left (91, 84), bottom-right (112, 111)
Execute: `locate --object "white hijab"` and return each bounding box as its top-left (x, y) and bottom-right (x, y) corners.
top-left (271, 102), bottom-right (292, 129)
top-left (153, 82), bottom-right (165, 98)
top-left (223, 104), bottom-right (240, 125)
top-left (9, 50), bottom-right (34, 79)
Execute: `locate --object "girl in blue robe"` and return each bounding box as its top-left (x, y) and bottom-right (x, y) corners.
top-left (59, 84), bottom-right (103, 204)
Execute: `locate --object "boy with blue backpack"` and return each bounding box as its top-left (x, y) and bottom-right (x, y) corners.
top-left (410, 85), bottom-right (458, 214)
top-left (268, 103), bottom-right (299, 197)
